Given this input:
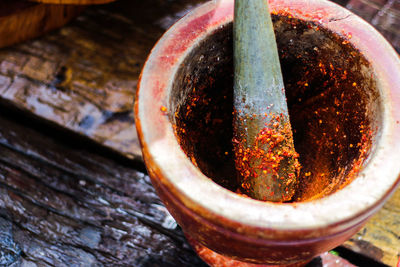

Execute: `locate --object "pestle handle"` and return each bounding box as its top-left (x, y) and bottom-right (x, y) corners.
top-left (233, 0), bottom-right (300, 202)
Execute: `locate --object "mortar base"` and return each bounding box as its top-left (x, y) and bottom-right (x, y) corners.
top-left (186, 235), bottom-right (355, 267)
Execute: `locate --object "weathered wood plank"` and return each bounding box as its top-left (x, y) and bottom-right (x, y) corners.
top-left (0, 110), bottom-right (206, 266)
top-left (0, 0), bottom-right (206, 161)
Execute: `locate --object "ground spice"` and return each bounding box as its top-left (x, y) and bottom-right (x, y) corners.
top-left (172, 16), bottom-right (377, 203)
top-left (233, 113), bottom-right (301, 202)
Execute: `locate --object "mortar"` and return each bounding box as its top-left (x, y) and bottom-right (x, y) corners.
top-left (135, 0), bottom-right (400, 265)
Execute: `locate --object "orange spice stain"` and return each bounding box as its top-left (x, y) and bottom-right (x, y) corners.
top-left (233, 113), bottom-right (301, 202)
top-left (173, 17), bottom-right (374, 203)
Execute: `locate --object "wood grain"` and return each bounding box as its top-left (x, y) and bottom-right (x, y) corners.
top-left (0, 0), bottom-right (206, 161)
top-left (0, 1), bottom-right (84, 49)
top-left (0, 110), bottom-right (207, 266)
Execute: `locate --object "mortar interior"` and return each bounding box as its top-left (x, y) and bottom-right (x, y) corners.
top-left (170, 15), bottom-right (381, 202)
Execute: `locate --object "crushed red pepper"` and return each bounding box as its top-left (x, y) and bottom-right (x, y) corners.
top-left (172, 16), bottom-right (378, 203)
top-left (233, 113), bottom-right (300, 202)
top-left (160, 106), bottom-right (168, 114)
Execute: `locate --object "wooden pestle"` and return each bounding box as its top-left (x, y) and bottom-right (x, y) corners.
top-left (233, 0), bottom-right (300, 202)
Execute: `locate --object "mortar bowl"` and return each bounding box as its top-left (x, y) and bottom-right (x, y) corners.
top-left (135, 0), bottom-right (400, 265)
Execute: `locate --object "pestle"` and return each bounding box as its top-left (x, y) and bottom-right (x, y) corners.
top-left (233, 0), bottom-right (300, 202)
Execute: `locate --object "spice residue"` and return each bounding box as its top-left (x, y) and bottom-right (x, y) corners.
top-left (172, 17), bottom-right (379, 203)
top-left (233, 113), bottom-right (300, 202)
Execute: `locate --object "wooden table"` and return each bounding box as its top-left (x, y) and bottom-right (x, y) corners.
top-left (0, 0), bottom-right (398, 266)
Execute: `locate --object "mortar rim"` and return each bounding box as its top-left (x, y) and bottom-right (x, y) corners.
top-left (135, 0), bottom-right (400, 234)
